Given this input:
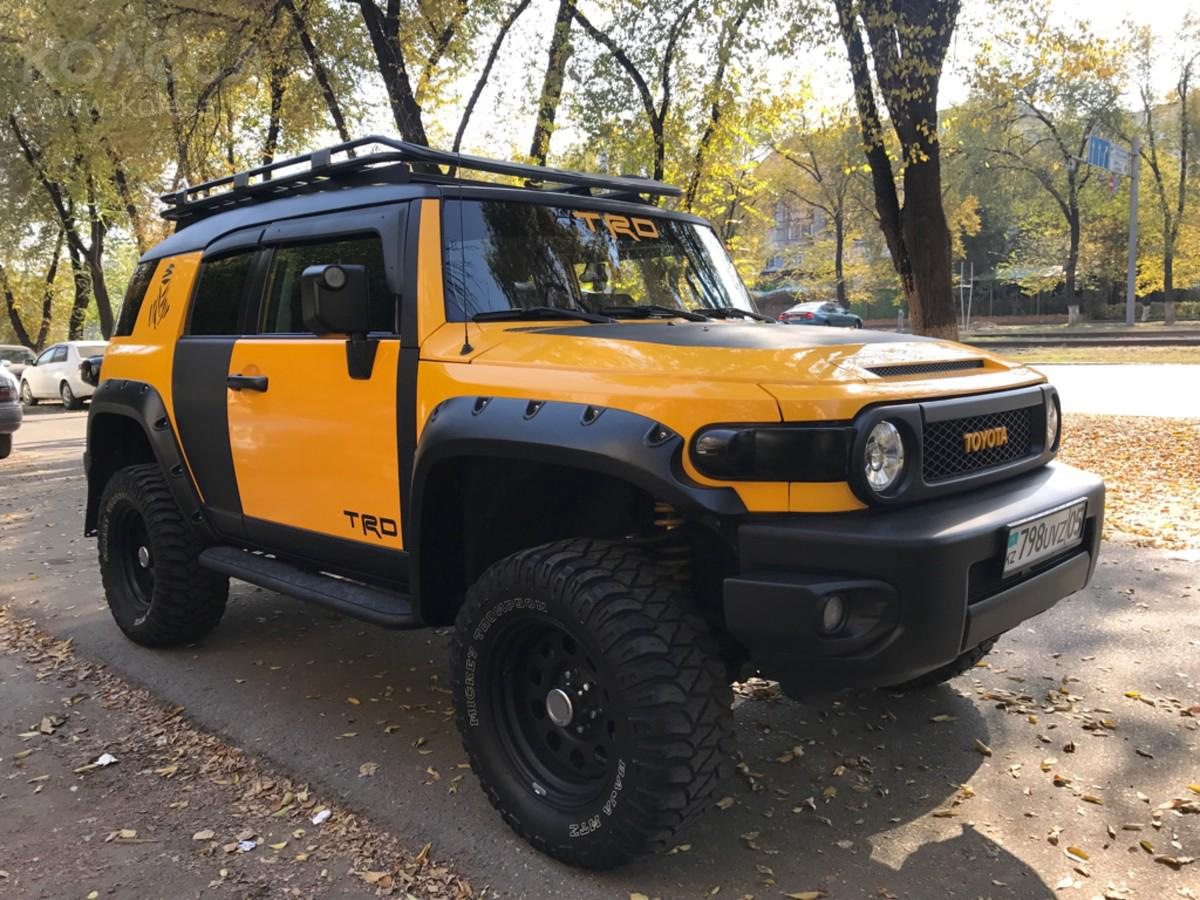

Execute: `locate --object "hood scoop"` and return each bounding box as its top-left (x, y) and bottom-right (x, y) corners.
top-left (866, 359), bottom-right (985, 377)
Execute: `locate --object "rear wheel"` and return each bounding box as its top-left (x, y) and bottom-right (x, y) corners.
top-left (0, 434), bottom-right (11, 460)
top-left (886, 638), bottom-right (997, 691)
top-left (60, 381), bottom-right (82, 410)
top-left (98, 464), bottom-right (228, 646)
top-left (450, 538), bottom-right (734, 868)
top-left (19, 381), bottom-right (36, 406)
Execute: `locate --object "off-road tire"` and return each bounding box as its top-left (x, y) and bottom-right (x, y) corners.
top-left (19, 381), bottom-right (36, 406)
top-left (60, 381), bottom-right (82, 410)
top-left (0, 434), bottom-right (11, 460)
top-left (887, 638), bottom-right (997, 691)
top-left (449, 538), bottom-right (734, 869)
top-left (98, 464), bottom-right (228, 646)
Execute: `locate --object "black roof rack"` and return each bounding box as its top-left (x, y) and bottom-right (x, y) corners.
top-left (160, 135), bottom-right (680, 227)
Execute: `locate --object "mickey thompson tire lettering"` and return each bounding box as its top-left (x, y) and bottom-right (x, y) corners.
top-left (448, 538), bottom-right (735, 869)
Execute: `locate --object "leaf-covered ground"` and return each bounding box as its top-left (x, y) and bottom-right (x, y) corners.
top-left (0, 607), bottom-right (474, 898)
top-left (1058, 415), bottom-right (1200, 550)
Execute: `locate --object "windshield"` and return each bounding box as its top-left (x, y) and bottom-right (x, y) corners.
top-left (442, 199), bottom-right (754, 321)
top-left (0, 347), bottom-right (35, 363)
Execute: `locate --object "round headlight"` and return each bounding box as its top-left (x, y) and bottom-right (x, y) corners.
top-left (1046, 396), bottom-right (1060, 450)
top-left (864, 420), bottom-right (905, 492)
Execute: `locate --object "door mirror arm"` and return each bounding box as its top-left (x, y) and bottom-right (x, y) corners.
top-left (300, 264), bottom-right (378, 380)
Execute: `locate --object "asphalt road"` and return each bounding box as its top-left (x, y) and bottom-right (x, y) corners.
top-left (2, 406), bottom-right (1198, 899)
top-left (1034, 364), bottom-right (1200, 417)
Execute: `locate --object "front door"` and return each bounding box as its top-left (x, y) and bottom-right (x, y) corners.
top-left (27, 344), bottom-right (66, 398)
top-left (225, 228), bottom-right (410, 580)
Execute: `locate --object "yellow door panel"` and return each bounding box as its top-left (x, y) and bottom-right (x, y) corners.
top-left (227, 338), bottom-right (404, 548)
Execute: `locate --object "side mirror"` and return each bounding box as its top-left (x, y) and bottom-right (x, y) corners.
top-left (300, 264), bottom-right (370, 336)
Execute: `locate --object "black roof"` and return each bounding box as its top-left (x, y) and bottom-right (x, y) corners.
top-left (146, 135), bottom-right (687, 262)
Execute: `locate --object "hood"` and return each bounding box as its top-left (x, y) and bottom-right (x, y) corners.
top-left (463, 320), bottom-right (1038, 387)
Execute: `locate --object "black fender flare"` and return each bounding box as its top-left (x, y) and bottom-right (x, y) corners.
top-left (408, 394), bottom-right (745, 551)
top-left (84, 379), bottom-right (212, 541)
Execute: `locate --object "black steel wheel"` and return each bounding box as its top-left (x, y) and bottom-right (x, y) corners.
top-left (450, 539), bottom-right (734, 869)
top-left (98, 464), bottom-right (228, 646)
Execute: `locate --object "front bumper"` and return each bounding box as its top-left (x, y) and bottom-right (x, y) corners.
top-left (0, 403), bottom-right (22, 434)
top-left (723, 461), bottom-right (1104, 691)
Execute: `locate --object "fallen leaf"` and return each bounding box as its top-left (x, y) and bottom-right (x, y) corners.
top-left (782, 893), bottom-right (826, 899)
top-left (1153, 854), bottom-right (1195, 869)
top-left (1065, 846), bottom-right (1089, 863)
top-left (358, 762), bottom-right (378, 778)
top-left (974, 739), bottom-right (992, 757)
top-left (1082, 794), bottom-right (1104, 806)
top-left (929, 714), bottom-right (956, 723)
top-left (192, 830), bottom-right (215, 841)
top-left (715, 796), bottom-right (735, 810)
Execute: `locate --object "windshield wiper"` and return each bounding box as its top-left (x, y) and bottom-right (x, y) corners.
top-left (600, 304), bottom-right (711, 322)
top-left (699, 307), bottom-right (775, 322)
top-left (472, 306), bottom-right (614, 324)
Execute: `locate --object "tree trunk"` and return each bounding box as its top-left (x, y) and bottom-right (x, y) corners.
top-left (355, 0), bottom-right (429, 145)
top-left (900, 141), bottom-right (956, 338)
top-left (1, 267), bottom-right (33, 348)
top-left (453, 0), bottom-right (532, 153)
top-left (282, 0), bottom-right (354, 146)
top-left (528, 0), bottom-right (574, 165)
top-left (1064, 206), bottom-right (1080, 307)
top-left (263, 61), bottom-right (287, 167)
top-left (1163, 248), bottom-right (1175, 326)
top-left (833, 213), bottom-right (846, 306)
top-left (66, 244), bottom-right (90, 341)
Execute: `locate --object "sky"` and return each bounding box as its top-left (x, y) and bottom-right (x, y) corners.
top-left (359, 0), bottom-right (1198, 160)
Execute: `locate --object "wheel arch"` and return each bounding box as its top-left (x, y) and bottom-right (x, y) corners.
top-left (84, 380), bottom-right (212, 542)
top-left (409, 396), bottom-right (745, 625)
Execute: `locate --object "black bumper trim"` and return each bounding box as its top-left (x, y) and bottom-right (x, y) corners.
top-left (723, 461), bottom-right (1104, 691)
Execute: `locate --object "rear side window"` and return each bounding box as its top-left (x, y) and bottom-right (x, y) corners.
top-left (188, 252), bottom-right (256, 335)
top-left (115, 261), bottom-right (156, 336)
top-left (261, 236), bottom-right (394, 334)
top-left (51, 346), bottom-right (67, 363)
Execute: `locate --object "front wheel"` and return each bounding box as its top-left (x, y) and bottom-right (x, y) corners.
top-left (98, 464), bottom-right (228, 646)
top-left (60, 381), bottom-right (82, 410)
top-left (450, 539), bottom-right (734, 869)
top-left (19, 381), bottom-right (36, 406)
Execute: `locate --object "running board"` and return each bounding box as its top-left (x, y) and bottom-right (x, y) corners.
top-left (199, 546), bottom-right (421, 629)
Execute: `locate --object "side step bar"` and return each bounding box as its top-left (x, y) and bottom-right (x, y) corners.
top-left (199, 546), bottom-right (421, 629)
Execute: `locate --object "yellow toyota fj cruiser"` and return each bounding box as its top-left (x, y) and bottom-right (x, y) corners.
top-left (86, 136), bottom-right (1104, 868)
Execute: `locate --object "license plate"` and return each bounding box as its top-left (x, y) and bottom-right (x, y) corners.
top-left (1003, 499), bottom-right (1087, 576)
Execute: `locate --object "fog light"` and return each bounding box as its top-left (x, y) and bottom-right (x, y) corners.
top-left (820, 594), bottom-right (848, 635)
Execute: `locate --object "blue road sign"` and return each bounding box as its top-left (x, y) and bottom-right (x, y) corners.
top-left (1087, 135), bottom-right (1111, 170)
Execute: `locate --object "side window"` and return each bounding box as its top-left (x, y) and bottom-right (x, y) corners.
top-left (261, 235), bottom-right (394, 334)
top-left (35, 346), bottom-right (58, 365)
top-left (52, 346), bottom-right (68, 363)
top-left (115, 261), bottom-right (156, 336)
top-left (188, 252), bottom-right (257, 335)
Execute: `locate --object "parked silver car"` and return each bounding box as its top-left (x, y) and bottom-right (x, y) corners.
top-left (0, 367), bottom-right (21, 459)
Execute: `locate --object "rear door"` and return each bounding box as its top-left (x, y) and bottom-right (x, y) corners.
top-left (171, 241), bottom-right (264, 538)
top-left (224, 205), bottom-right (412, 583)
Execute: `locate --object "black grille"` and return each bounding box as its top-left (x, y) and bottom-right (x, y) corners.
top-left (923, 405), bottom-right (1035, 482)
top-left (868, 360), bottom-right (984, 377)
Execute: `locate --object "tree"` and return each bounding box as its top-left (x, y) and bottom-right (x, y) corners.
top-left (833, 0), bottom-right (961, 339)
top-left (767, 109), bottom-right (863, 305)
top-left (568, 0), bottom-right (699, 183)
top-left (972, 7), bottom-right (1127, 313)
top-left (529, 0), bottom-right (576, 164)
top-left (1136, 18), bottom-right (1199, 325)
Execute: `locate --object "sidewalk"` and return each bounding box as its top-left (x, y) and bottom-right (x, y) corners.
top-left (0, 608), bottom-right (470, 899)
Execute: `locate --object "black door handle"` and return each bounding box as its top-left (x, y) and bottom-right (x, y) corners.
top-left (226, 374), bottom-right (268, 392)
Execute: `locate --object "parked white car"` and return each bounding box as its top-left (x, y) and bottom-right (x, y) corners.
top-left (19, 341), bottom-right (108, 409)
